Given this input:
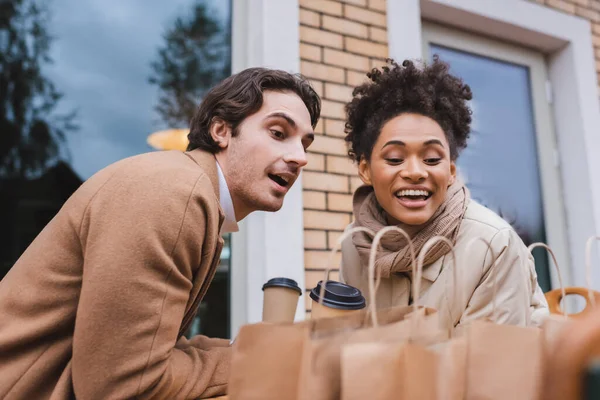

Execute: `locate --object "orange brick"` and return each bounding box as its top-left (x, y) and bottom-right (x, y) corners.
top-left (300, 26), bottom-right (343, 49)
top-left (328, 192), bottom-right (354, 212)
top-left (369, 26), bottom-right (387, 42)
top-left (345, 37), bottom-right (388, 58)
top-left (325, 119), bottom-right (348, 138)
top-left (327, 154), bottom-right (357, 175)
top-left (303, 190), bottom-right (326, 208)
top-left (340, 0), bottom-right (368, 6)
top-left (368, 0), bottom-right (387, 12)
top-left (308, 79), bottom-right (324, 99)
top-left (303, 171), bottom-right (349, 192)
top-left (594, 24), bottom-right (600, 35)
top-left (305, 230), bottom-right (327, 249)
top-left (347, 70), bottom-right (370, 86)
top-left (305, 269), bottom-right (341, 290)
top-left (306, 152), bottom-right (325, 171)
top-left (300, 8), bottom-right (321, 27)
top-left (305, 291), bottom-right (314, 311)
top-left (573, 0), bottom-right (591, 6)
top-left (309, 134), bottom-right (347, 156)
top-left (576, 6), bottom-right (600, 21)
top-left (321, 99), bottom-right (347, 119)
top-left (315, 117), bottom-right (325, 134)
top-left (344, 4), bottom-right (387, 27)
top-left (325, 82), bottom-right (354, 102)
top-left (547, 0), bottom-right (577, 13)
top-left (328, 231), bottom-right (346, 249)
top-left (300, 0), bottom-right (343, 16)
top-left (301, 60), bottom-right (345, 83)
top-left (323, 48), bottom-right (371, 71)
top-left (593, 34), bottom-right (600, 47)
top-left (350, 176), bottom-right (364, 192)
top-left (370, 57), bottom-right (387, 69)
top-left (304, 210), bottom-right (351, 230)
top-left (301, 43), bottom-right (322, 62)
top-left (306, 250), bottom-right (342, 269)
top-left (592, 1), bottom-right (600, 11)
top-left (322, 15), bottom-right (369, 38)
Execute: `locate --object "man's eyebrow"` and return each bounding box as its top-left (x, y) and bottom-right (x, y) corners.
top-left (266, 112), bottom-right (297, 128)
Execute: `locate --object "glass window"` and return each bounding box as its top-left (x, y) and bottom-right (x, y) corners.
top-left (429, 45), bottom-right (552, 291)
top-left (0, 0), bottom-right (232, 337)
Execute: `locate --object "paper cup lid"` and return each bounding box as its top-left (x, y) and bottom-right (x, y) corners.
top-left (309, 280), bottom-right (366, 310)
top-left (262, 277), bottom-right (302, 295)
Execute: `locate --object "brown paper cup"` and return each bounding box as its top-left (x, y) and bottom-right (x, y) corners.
top-left (262, 278), bottom-right (302, 323)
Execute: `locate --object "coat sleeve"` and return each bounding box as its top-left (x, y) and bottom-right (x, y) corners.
top-left (72, 167), bottom-right (229, 400)
top-left (457, 228), bottom-right (549, 327)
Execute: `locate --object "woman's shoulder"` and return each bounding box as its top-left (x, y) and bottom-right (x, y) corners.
top-left (461, 200), bottom-right (515, 235)
top-left (457, 200), bottom-right (526, 255)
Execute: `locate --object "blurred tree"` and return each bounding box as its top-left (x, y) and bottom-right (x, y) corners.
top-left (148, 0), bottom-right (231, 128)
top-left (0, 0), bottom-right (77, 179)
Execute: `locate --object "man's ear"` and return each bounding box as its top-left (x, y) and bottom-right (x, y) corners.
top-left (448, 161), bottom-right (457, 186)
top-left (209, 118), bottom-right (231, 149)
top-left (358, 157), bottom-right (372, 185)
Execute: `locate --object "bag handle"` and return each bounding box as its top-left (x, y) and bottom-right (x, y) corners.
top-left (368, 226), bottom-right (416, 327)
top-left (528, 242), bottom-right (567, 318)
top-left (412, 236), bottom-right (458, 336)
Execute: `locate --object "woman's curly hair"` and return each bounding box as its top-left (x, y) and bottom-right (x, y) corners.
top-left (345, 56), bottom-right (472, 162)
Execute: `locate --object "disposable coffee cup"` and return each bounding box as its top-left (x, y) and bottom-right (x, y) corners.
top-left (261, 277), bottom-right (302, 323)
top-left (309, 280), bottom-right (366, 319)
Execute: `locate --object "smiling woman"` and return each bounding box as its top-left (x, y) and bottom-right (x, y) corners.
top-left (340, 58), bottom-right (550, 330)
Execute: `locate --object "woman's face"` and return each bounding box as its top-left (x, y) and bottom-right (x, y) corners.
top-left (359, 113), bottom-right (456, 226)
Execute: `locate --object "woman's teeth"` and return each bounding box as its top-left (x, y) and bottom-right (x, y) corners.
top-left (396, 189), bottom-right (430, 197)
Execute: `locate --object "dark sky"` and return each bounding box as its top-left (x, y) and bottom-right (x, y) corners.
top-left (45, 0), bottom-right (229, 179)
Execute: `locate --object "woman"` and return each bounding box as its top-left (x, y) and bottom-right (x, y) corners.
top-left (340, 57), bottom-right (548, 329)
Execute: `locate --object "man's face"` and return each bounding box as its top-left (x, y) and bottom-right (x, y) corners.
top-left (214, 90), bottom-right (314, 220)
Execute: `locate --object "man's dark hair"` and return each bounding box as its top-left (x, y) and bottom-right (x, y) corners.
top-left (344, 56), bottom-right (472, 162)
top-left (187, 67), bottom-right (321, 152)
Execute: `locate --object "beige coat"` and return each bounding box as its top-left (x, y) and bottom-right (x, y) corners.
top-left (0, 149), bottom-right (230, 399)
top-left (340, 200), bottom-right (549, 330)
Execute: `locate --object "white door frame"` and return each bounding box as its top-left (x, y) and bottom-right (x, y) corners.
top-left (229, 0), bottom-right (306, 338)
top-left (387, 0), bottom-right (600, 290)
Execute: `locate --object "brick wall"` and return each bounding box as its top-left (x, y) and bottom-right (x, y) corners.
top-left (298, 0), bottom-right (600, 313)
top-left (299, 0), bottom-right (388, 312)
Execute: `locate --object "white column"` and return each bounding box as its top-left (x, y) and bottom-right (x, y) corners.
top-left (230, 0), bottom-right (306, 338)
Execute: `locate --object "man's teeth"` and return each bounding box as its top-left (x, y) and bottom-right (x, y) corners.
top-left (396, 189), bottom-right (429, 197)
top-left (276, 174), bottom-right (289, 183)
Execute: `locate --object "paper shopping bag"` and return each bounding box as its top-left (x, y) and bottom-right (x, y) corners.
top-left (341, 340), bottom-right (439, 400)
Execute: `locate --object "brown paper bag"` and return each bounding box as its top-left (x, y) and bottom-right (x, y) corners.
top-left (342, 340), bottom-right (439, 400)
top-left (297, 226), bottom-right (445, 400)
top-left (338, 234), bottom-right (459, 400)
top-left (459, 239), bottom-right (551, 400)
top-left (228, 303), bottom-right (435, 400)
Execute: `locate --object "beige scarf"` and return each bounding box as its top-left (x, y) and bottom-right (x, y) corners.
top-left (352, 179), bottom-right (470, 278)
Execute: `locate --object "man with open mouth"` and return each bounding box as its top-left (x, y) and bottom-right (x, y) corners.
top-left (0, 67), bottom-right (320, 399)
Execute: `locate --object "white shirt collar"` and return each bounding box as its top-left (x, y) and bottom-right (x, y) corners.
top-left (216, 162), bottom-right (239, 233)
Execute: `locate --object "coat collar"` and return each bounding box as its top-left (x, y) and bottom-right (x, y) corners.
top-left (184, 148), bottom-right (220, 202)
top-left (420, 257), bottom-right (444, 282)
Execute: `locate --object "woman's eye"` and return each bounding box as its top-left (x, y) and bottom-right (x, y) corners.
top-left (271, 130), bottom-right (285, 139)
top-left (386, 158), bottom-right (403, 164)
top-left (424, 158), bottom-right (442, 164)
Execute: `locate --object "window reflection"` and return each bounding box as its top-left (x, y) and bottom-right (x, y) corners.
top-left (0, 0), bottom-right (232, 337)
top-left (430, 45), bottom-right (551, 291)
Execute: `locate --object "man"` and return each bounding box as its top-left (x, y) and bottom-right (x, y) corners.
top-left (0, 67), bottom-right (320, 399)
